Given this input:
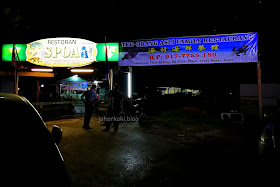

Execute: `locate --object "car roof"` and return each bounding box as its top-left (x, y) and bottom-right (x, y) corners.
top-left (0, 92), bottom-right (45, 127)
top-left (0, 93), bottom-right (67, 185)
top-left (0, 92), bottom-right (29, 106)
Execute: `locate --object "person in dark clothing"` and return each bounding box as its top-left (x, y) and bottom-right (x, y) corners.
top-left (81, 85), bottom-right (97, 130)
top-left (102, 84), bottom-right (123, 132)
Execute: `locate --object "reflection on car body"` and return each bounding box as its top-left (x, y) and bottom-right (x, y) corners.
top-left (0, 93), bottom-right (78, 186)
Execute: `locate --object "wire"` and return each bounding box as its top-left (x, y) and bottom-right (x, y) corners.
top-left (11, 44), bottom-right (22, 70)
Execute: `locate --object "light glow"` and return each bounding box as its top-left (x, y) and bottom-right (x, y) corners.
top-left (70, 69), bottom-right (94, 73)
top-left (72, 74), bottom-right (79, 81)
top-left (9, 47), bottom-right (21, 53)
top-left (128, 72), bottom-right (131, 98)
top-left (31, 68), bottom-right (53, 72)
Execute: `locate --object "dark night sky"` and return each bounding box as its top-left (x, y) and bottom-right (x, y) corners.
top-left (0, 2), bottom-right (268, 42)
top-left (0, 2), bottom-right (275, 88)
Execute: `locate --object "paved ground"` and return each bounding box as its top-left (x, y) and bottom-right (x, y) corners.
top-left (45, 114), bottom-right (269, 187)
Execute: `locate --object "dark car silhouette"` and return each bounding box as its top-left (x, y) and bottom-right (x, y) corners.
top-left (0, 93), bottom-right (78, 186)
top-left (259, 108), bottom-right (280, 161)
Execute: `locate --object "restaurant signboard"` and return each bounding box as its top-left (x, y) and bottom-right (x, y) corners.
top-left (119, 32), bottom-right (258, 66)
top-left (26, 38), bottom-right (97, 67)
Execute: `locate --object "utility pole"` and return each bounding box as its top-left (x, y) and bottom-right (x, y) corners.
top-left (257, 33), bottom-right (262, 120)
top-left (257, 61), bottom-right (262, 120)
top-left (105, 36), bottom-right (113, 91)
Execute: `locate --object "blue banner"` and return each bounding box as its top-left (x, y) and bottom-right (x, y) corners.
top-left (61, 81), bottom-right (87, 91)
top-left (119, 32), bottom-right (258, 66)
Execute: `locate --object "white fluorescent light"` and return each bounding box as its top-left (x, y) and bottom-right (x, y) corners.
top-left (31, 68), bottom-right (53, 72)
top-left (128, 72), bottom-right (131, 98)
top-left (70, 69), bottom-right (94, 72)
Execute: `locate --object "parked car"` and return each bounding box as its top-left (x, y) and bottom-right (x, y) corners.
top-left (259, 108), bottom-right (280, 161)
top-left (0, 93), bottom-right (78, 186)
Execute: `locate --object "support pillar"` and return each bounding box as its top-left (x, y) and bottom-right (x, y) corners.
top-left (109, 68), bottom-right (113, 91)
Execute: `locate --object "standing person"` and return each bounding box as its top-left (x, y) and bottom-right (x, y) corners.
top-left (81, 84), bottom-right (97, 130)
top-left (102, 84), bottom-right (123, 132)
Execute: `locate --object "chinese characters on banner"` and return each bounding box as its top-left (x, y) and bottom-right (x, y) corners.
top-left (119, 33), bottom-right (258, 66)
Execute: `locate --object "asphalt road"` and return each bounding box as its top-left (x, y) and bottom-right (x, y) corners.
top-left (45, 114), bottom-right (273, 187)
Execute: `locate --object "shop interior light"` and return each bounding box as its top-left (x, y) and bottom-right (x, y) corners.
top-left (72, 74), bottom-right (79, 80)
top-left (31, 68), bottom-right (53, 72)
top-left (70, 69), bottom-right (94, 73)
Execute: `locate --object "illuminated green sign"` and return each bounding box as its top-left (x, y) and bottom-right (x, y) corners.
top-left (96, 43), bottom-right (119, 61)
top-left (2, 44), bottom-right (27, 61)
top-left (2, 42), bottom-right (119, 63)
